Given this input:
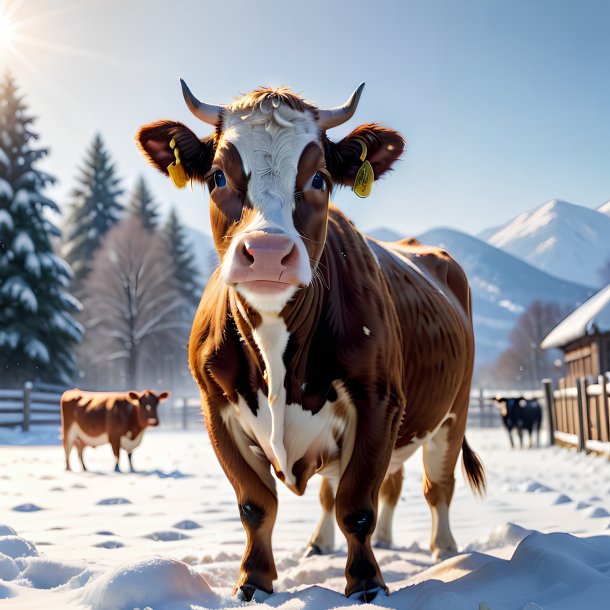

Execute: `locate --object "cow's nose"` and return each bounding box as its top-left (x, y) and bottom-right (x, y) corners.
top-left (243, 234), bottom-right (296, 269)
top-left (226, 231), bottom-right (302, 287)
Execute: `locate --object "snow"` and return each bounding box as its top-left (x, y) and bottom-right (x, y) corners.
top-left (0, 146), bottom-right (10, 169)
top-left (1, 425), bottom-right (610, 609)
top-left (0, 209), bottom-right (14, 231)
top-left (0, 177), bottom-right (13, 199)
top-left (12, 232), bottom-right (35, 256)
top-left (482, 199), bottom-right (610, 288)
top-left (541, 284), bottom-right (610, 349)
top-left (23, 336), bottom-right (50, 363)
top-left (0, 276), bottom-right (38, 313)
top-left (11, 189), bottom-right (33, 211)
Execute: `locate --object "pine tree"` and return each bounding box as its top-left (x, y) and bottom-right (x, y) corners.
top-left (0, 73), bottom-right (82, 386)
top-left (64, 133), bottom-right (123, 296)
top-left (162, 207), bottom-right (202, 307)
top-left (128, 176), bottom-right (159, 232)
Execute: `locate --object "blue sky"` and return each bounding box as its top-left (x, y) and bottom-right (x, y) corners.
top-left (1, 0), bottom-right (609, 237)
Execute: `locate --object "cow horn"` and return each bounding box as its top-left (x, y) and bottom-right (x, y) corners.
top-left (317, 83), bottom-right (365, 130)
top-left (180, 79), bottom-right (223, 126)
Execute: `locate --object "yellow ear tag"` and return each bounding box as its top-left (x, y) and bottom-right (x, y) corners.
top-left (167, 138), bottom-right (189, 189)
top-left (352, 140), bottom-right (374, 198)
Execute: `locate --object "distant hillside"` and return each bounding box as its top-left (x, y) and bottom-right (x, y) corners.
top-left (479, 199), bottom-right (610, 288)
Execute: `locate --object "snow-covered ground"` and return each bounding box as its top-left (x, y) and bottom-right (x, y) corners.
top-left (1, 423), bottom-right (610, 609)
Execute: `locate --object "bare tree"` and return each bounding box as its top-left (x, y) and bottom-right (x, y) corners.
top-left (487, 301), bottom-right (568, 388)
top-left (79, 215), bottom-right (190, 388)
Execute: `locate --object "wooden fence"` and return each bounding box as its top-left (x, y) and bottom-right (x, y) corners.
top-left (544, 375), bottom-right (610, 454)
top-left (0, 382), bottom-right (65, 431)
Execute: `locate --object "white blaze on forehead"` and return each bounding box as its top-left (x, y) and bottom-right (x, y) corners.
top-left (221, 101), bottom-right (320, 223)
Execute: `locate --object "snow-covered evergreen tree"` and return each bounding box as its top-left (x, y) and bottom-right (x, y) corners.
top-left (128, 176), bottom-right (159, 232)
top-left (64, 133), bottom-right (123, 296)
top-left (162, 207), bottom-right (201, 307)
top-left (0, 73), bottom-right (82, 386)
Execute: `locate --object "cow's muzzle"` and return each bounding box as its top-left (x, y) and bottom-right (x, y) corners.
top-left (224, 231), bottom-right (307, 292)
top-left (146, 418), bottom-right (159, 427)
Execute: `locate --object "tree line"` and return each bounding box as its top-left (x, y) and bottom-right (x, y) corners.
top-left (0, 73), bottom-right (205, 391)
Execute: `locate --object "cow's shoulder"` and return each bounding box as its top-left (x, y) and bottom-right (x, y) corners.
top-left (189, 271), bottom-right (262, 411)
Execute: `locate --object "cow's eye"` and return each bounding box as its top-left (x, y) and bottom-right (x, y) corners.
top-left (311, 172), bottom-right (325, 191)
top-left (214, 170), bottom-right (227, 188)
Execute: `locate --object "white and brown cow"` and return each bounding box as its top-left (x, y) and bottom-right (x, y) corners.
top-left (61, 389), bottom-right (169, 472)
top-left (136, 82), bottom-right (484, 602)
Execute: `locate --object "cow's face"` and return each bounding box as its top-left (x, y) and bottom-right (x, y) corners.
top-left (137, 84), bottom-right (404, 313)
top-left (128, 390), bottom-right (169, 428)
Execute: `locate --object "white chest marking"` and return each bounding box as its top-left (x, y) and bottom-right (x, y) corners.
top-left (69, 423), bottom-right (109, 448)
top-left (120, 430), bottom-right (145, 452)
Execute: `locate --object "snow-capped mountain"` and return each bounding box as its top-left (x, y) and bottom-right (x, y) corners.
top-left (370, 226), bottom-right (592, 364)
top-left (479, 199), bottom-right (610, 288)
top-left (597, 200), bottom-right (610, 216)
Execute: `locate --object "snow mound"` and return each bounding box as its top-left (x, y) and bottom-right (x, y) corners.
top-left (0, 535), bottom-right (38, 559)
top-left (584, 506), bottom-right (610, 519)
top-left (465, 522), bottom-right (533, 552)
top-left (144, 530), bottom-right (190, 542)
top-left (0, 553), bottom-right (19, 580)
top-left (172, 520), bottom-right (201, 530)
top-left (96, 498), bottom-right (131, 506)
top-left (12, 503), bottom-right (43, 512)
top-left (17, 557), bottom-right (90, 590)
top-left (80, 556), bottom-right (218, 610)
top-left (552, 494), bottom-right (572, 505)
top-left (519, 480), bottom-right (552, 493)
top-left (0, 525), bottom-right (17, 536)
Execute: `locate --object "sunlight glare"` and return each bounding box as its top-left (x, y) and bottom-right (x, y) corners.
top-left (0, 12), bottom-right (14, 46)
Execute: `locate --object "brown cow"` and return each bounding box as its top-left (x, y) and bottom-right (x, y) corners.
top-left (136, 82), bottom-right (484, 602)
top-left (60, 389), bottom-right (169, 472)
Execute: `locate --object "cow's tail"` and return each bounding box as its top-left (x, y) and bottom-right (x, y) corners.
top-left (462, 437), bottom-right (486, 496)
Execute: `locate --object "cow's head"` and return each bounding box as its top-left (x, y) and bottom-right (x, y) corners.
top-left (137, 82), bottom-right (404, 313)
top-left (128, 390), bottom-right (170, 427)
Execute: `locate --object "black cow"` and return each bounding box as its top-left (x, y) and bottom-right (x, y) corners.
top-left (495, 396), bottom-right (542, 448)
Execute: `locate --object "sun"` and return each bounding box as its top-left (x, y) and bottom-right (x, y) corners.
top-left (0, 11), bottom-right (14, 46)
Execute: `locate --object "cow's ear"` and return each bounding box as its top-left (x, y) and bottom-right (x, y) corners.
top-left (158, 391), bottom-right (170, 401)
top-left (325, 123), bottom-right (405, 187)
top-left (136, 120), bottom-right (215, 184)
top-left (128, 391), bottom-right (140, 401)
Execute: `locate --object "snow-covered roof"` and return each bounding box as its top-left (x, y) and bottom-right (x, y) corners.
top-left (541, 284), bottom-right (610, 349)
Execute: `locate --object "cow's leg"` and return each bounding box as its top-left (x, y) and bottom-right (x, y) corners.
top-left (517, 427), bottom-right (524, 448)
top-left (334, 400), bottom-right (397, 601)
top-left (506, 426), bottom-right (515, 448)
top-left (110, 436), bottom-right (121, 472)
top-left (63, 434), bottom-right (74, 471)
top-left (207, 408), bottom-right (278, 601)
top-left (61, 410), bottom-right (74, 471)
top-left (373, 467), bottom-right (403, 549)
top-left (76, 439), bottom-right (87, 471)
top-left (127, 452), bottom-right (135, 472)
top-left (307, 477), bottom-right (336, 555)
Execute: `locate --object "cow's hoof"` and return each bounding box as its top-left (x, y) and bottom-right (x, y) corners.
top-left (304, 543), bottom-right (331, 557)
top-left (432, 547), bottom-right (458, 562)
top-left (236, 584), bottom-right (271, 602)
top-left (348, 579), bottom-right (388, 603)
top-left (114, 466), bottom-right (121, 473)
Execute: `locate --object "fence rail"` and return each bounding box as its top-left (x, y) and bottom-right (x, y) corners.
top-left (544, 374), bottom-right (610, 454)
top-left (0, 382), bottom-right (65, 431)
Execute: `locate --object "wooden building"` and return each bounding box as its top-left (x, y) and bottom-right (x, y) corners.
top-left (541, 284), bottom-right (610, 386)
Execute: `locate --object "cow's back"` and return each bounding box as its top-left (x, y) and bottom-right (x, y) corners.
top-left (61, 390), bottom-right (129, 437)
top-left (366, 236), bottom-right (474, 447)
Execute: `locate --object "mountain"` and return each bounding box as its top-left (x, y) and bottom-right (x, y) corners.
top-left (415, 228), bottom-right (593, 365)
top-left (479, 199), bottom-right (610, 288)
top-left (597, 201), bottom-right (610, 216)
top-left (367, 227), bottom-right (404, 242)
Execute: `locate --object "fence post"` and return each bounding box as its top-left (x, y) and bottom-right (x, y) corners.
top-left (542, 378), bottom-right (555, 446)
top-left (22, 381), bottom-right (33, 432)
top-left (575, 377), bottom-right (588, 452)
top-left (598, 374), bottom-right (610, 443)
top-left (182, 398), bottom-right (188, 430)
